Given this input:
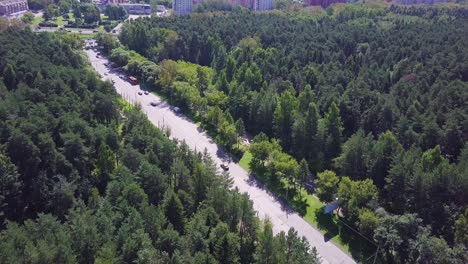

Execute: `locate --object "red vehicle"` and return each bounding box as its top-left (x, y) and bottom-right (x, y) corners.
top-left (128, 76), bottom-right (139, 85)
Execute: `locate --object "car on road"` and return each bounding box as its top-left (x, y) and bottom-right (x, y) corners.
top-left (150, 101), bottom-right (157, 106)
top-left (138, 92), bottom-right (143, 95)
top-left (104, 73), bottom-right (108, 76)
top-left (128, 76), bottom-right (139, 85)
top-left (220, 164), bottom-right (229, 171)
top-left (144, 91), bottom-right (149, 95)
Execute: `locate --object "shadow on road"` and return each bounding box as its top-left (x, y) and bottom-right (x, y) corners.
top-left (246, 174), bottom-right (265, 189)
top-left (216, 148), bottom-right (231, 163)
top-left (244, 174), bottom-right (301, 216)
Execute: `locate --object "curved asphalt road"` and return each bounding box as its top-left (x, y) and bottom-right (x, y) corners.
top-left (86, 49), bottom-right (355, 264)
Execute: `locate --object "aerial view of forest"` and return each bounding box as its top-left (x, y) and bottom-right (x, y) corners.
top-left (0, 1), bottom-right (467, 264)
top-left (110, 4), bottom-right (467, 262)
top-left (0, 30), bottom-right (321, 263)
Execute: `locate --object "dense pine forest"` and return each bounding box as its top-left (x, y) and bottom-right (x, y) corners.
top-left (0, 29), bottom-right (321, 263)
top-left (101, 4), bottom-right (468, 263)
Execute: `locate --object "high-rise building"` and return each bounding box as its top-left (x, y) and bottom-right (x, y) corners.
top-left (253, 0), bottom-right (272, 11)
top-left (304, 0), bottom-right (346, 8)
top-left (173, 0), bottom-right (192, 15)
top-left (229, 0), bottom-right (254, 9)
top-left (0, 0), bottom-right (28, 16)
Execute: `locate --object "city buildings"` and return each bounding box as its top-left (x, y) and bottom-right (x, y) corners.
top-left (0, 0), bottom-right (28, 16)
top-left (173, 0), bottom-right (192, 15)
top-left (95, 0), bottom-right (151, 15)
top-left (304, 0), bottom-right (346, 8)
top-left (119, 3), bottom-right (151, 15)
top-left (108, 0), bottom-right (128, 3)
top-left (93, 0), bottom-right (128, 5)
top-left (253, 0), bottom-right (272, 11)
top-left (229, 0), bottom-right (254, 9)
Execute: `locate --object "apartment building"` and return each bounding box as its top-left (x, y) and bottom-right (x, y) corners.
top-left (173, 0), bottom-right (192, 15)
top-left (0, 0), bottom-right (28, 16)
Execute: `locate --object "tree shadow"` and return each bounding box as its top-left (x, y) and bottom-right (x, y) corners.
top-left (315, 207), bottom-right (339, 241)
top-left (216, 148), bottom-right (230, 163)
top-left (314, 207), bottom-right (378, 262)
top-left (246, 174), bottom-right (265, 189)
top-left (289, 195), bottom-right (308, 216)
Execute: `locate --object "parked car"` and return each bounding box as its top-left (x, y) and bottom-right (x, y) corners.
top-left (128, 76), bottom-right (139, 85)
top-left (144, 91), bottom-right (149, 95)
top-left (150, 101), bottom-right (157, 106)
top-left (138, 92), bottom-right (143, 95)
top-left (173, 107), bottom-right (181, 113)
top-left (220, 164), bottom-right (229, 171)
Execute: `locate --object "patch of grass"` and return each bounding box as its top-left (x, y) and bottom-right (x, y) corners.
top-left (298, 190), bottom-right (377, 261)
top-left (54, 17), bottom-right (63, 26)
top-left (117, 97), bottom-right (133, 111)
top-left (243, 157), bottom-right (376, 260)
top-left (31, 15), bottom-right (44, 27)
top-left (77, 33), bottom-right (96, 39)
top-left (239, 150), bottom-right (252, 171)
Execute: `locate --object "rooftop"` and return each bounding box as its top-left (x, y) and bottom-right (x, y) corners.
top-left (0, 0), bottom-right (27, 5)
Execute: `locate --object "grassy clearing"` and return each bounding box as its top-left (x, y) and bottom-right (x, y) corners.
top-left (117, 97), bottom-right (133, 111)
top-left (53, 13), bottom-right (74, 26)
top-left (77, 33), bottom-right (96, 39)
top-left (239, 151), bottom-right (252, 171)
top-left (285, 180), bottom-right (376, 260)
top-left (240, 151), bottom-right (377, 261)
top-left (31, 15), bottom-right (44, 27)
top-left (53, 16), bottom-right (65, 26)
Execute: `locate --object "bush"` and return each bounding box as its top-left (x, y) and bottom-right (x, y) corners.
top-left (38, 22), bottom-right (58, 27)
